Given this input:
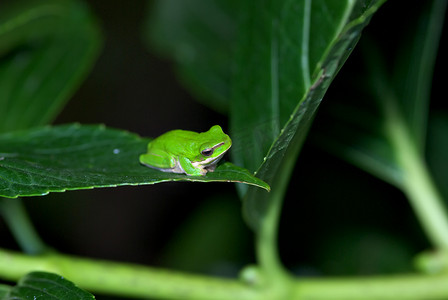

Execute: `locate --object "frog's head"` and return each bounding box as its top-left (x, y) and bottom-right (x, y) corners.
top-left (194, 125), bottom-right (232, 168)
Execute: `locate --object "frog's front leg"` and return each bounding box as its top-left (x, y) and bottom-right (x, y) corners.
top-left (178, 156), bottom-right (206, 176)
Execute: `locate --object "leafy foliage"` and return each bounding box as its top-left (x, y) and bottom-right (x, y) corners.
top-left (2, 272), bottom-right (94, 300)
top-left (316, 0), bottom-right (447, 188)
top-left (0, 0), bottom-right (102, 133)
top-left (428, 115), bottom-right (448, 200)
top-left (147, 0), bottom-right (387, 230)
top-left (2, 0), bottom-right (448, 299)
top-left (314, 0), bottom-right (448, 251)
top-left (0, 124), bottom-right (269, 198)
top-left (145, 0), bottom-right (238, 113)
top-left (231, 0), bottom-right (386, 230)
top-left (0, 0), bottom-right (268, 200)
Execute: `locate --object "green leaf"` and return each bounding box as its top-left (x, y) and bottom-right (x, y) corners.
top-left (144, 0), bottom-right (238, 113)
top-left (0, 285), bottom-right (10, 298)
top-left (160, 196), bottom-right (250, 273)
top-left (230, 0), bottom-right (386, 230)
top-left (0, 0), bottom-right (102, 133)
top-left (3, 271), bottom-right (94, 300)
top-left (427, 114), bottom-right (448, 201)
top-left (315, 98), bottom-right (403, 186)
top-left (392, 0), bottom-right (447, 152)
top-left (316, 0), bottom-right (447, 188)
top-left (314, 0), bottom-right (448, 250)
top-left (0, 124), bottom-right (269, 198)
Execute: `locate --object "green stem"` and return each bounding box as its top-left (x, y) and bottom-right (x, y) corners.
top-left (0, 198), bottom-right (48, 254)
top-left (367, 42), bottom-right (448, 250)
top-left (256, 141), bottom-right (304, 279)
top-left (2, 248), bottom-right (448, 299)
top-left (385, 106), bottom-right (448, 249)
top-left (293, 274), bottom-right (448, 299)
top-left (254, 128), bottom-right (307, 296)
top-left (255, 181), bottom-right (287, 280)
top-left (0, 248), bottom-right (258, 300)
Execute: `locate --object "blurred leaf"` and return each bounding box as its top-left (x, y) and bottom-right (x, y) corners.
top-left (229, 0), bottom-right (386, 230)
top-left (0, 0), bottom-right (102, 133)
top-left (315, 0), bottom-right (446, 188)
top-left (3, 271), bottom-right (94, 300)
top-left (0, 124), bottom-right (269, 198)
top-left (427, 114), bottom-right (448, 201)
top-left (0, 285), bottom-right (9, 298)
top-left (315, 97), bottom-right (403, 186)
top-left (231, 0), bottom-right (384, 175)
top-left (392, 0), bottom-right (447, 152)
top-left (315, 228), bottom-right (414, 275)
top-left (160, 195), bottom-right (251, 275)
top-left (145, 0), bottom-right (237, 113)
top-left (414, 249), bottom-right (448, 274)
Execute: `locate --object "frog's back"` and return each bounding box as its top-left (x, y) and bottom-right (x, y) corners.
top-left (148, 129), bottom-right (199, 153)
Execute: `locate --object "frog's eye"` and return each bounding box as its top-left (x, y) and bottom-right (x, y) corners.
top-left (201, 148), bottom-right (214, 157)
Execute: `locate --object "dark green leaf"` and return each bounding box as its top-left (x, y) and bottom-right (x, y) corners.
top-left (315, 0), bottom-right (446, 188)
top-left (0, 285), bottom-right (10, 298)
top-left (229, 0), bottom-right (385, 230)
top-left (3, 271), bottom-right (94, 300)
top-left (0, 124), bottom-right (269, 198)
top-left (144, 0), bottom-right (237, 113)
top-left (427, 114), bottom-right (448, 201)
top-left (392, 0), bottom-right (447, 151)
top-left (160, 196), bottom-right (251, 273)
top-left (0, 0), bottom-right (102, 133)
top-left (315, 98), bottom-right (403, 187)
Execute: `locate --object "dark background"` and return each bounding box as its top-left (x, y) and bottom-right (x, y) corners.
top-left (1, 0), bottom-right (447, 296)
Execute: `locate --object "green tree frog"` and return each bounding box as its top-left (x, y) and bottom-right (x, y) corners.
top-left (139, 125), bottom-right (232, 176)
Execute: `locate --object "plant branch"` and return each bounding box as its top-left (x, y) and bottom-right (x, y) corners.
top-left (255, 178), bottom-right (288, 281)
top-left (253, 125), bottom-right (311, 297)
top-left (2, 248), bottom-right (448, 299)
top-left (0, 198), bottom-right (48, 254)
top-left (292, 273), bottom-right (448, 299)
top-left (0, 248), bottom-right (258, 300)
top-left (366, 40), bottom-right (448, 250)
top-left (384, 103), bottom-right (448, 249)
